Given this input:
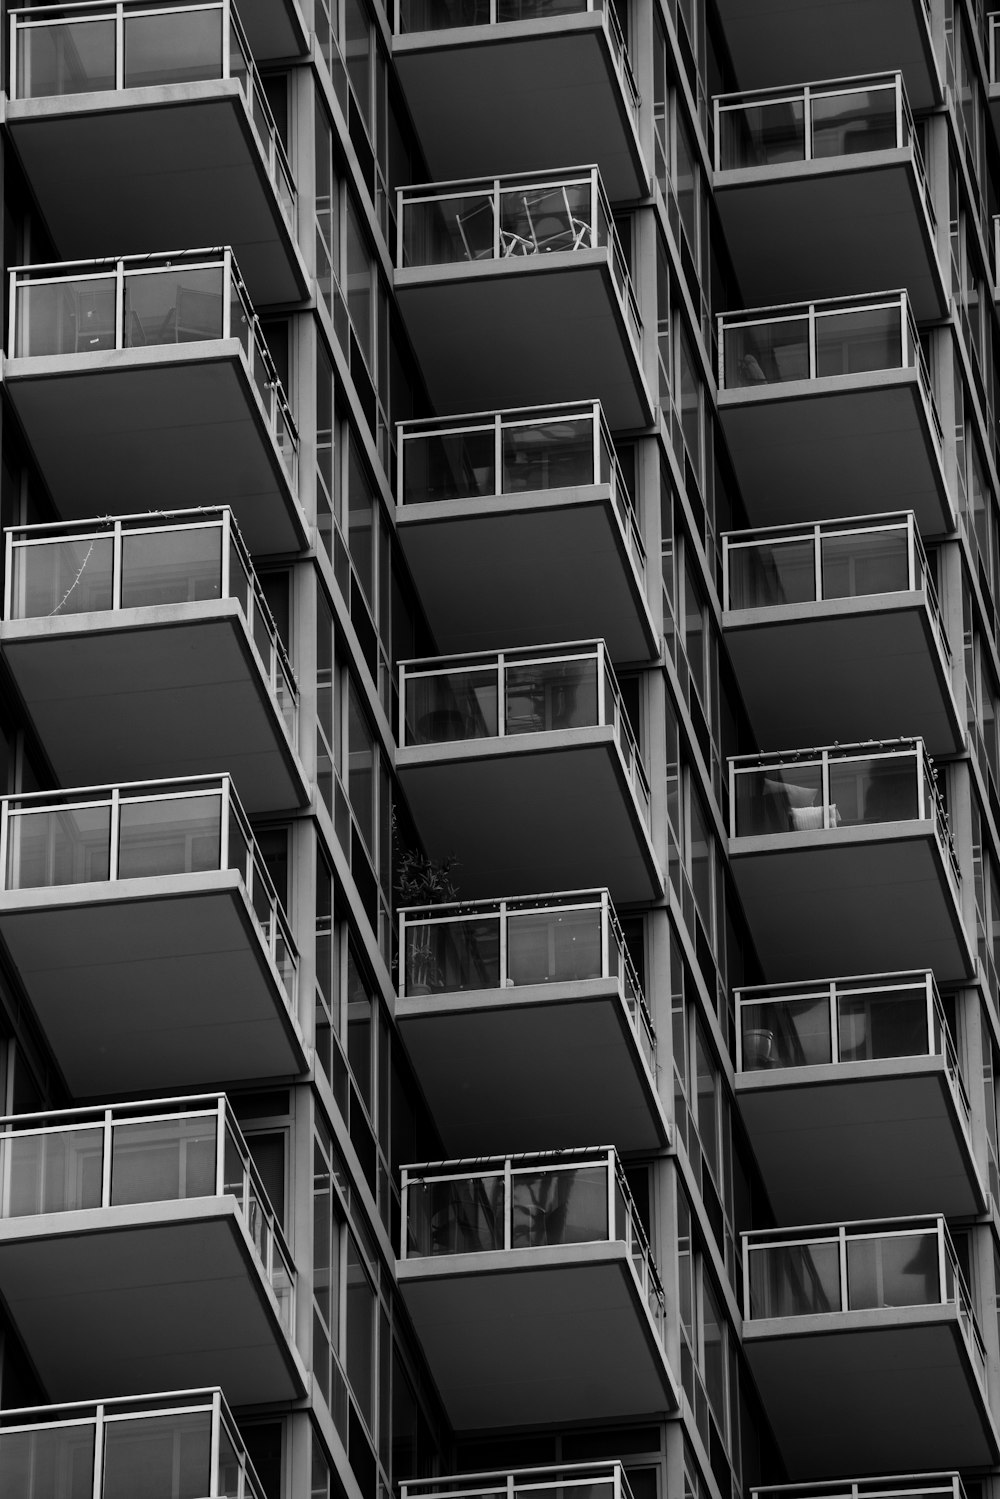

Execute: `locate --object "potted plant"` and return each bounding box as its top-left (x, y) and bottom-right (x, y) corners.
top-left (393, 814), bottom-right (459, 995)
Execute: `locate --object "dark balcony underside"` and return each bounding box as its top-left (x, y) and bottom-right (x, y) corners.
top-left (0, 875), bottom-right (303, 1098)
top-left (737, 1062), bottom-right (983, 1221)
top-left (396, 259), bottom-right (651, 431)
top-left (398, 1247), bottom-right (676, 1429)
top-left (393, 19), bottom-right (645, 201)
top-left (398, 489), bottom-right (656, 662)
top-left (745, 1315), bottom-right (997, 1476)
top-left (713, 0), bottom-right (940, 110)
top-left (730, 831), bottom-right (972, 984)
top-left (398, 733), bottom-right (662, 905)
top-left (0, 1203), bottom-right (303, 1405)
top-left (716, 160), bottom-right (945, 322)
top-left (397, 979), bottom-right (667, 1155)
top-left (4, 354), bottom-right (305, 556)
top-left (2, 607), bottom-right (307, 815)
top-left (724, 600), bottom-right (963, 756)
top-left (6, 91), bottom-right (305, 308)
top-left (238, 0), bottom-right (308, 60)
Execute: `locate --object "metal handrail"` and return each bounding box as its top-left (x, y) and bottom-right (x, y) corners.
top-left (403, 1463), bottom-right (638, 1499)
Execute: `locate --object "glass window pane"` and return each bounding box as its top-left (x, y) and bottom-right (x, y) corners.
top-left (123, 8), bottom-right (222, 87)
top-left (120, 526), bottom-right (222, 608)
top-left (102, 1412), bottom-right (213, 1499)
top-left (117, 793), bottom-right (222, 879)
top-left (110, 1116), bottom-right (217, 1205)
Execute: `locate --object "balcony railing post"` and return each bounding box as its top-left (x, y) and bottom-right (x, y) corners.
top-left (0, 801), bottom-right (10, 894)
top-left (503, 1157), bottom-right (513, 1249)
top-left (601, 890), bottom-right (610, 980)
top-left (829, 979), bottom-right (839, 1063)
top-left (899, 292), bottom-right (910, 368)
top-left (803, 84), bottom-right (812, 161)
top-left (495, 412), bottom-right (503, 495)
top-left (499, 899), bottom-right (508, 988)
top-left (115, 2), bottom-right (125, 90)
top-left (101, 1108), bottom-right (114, 1207)
top-left (222, 249), bottom-right (233, 340)
top-left (112, 520), bottom-right (123, 611)
top-left (895, 72), bottom-right (904, 149)
top-left (8, 269), bottom-right (19, 358)
top-left (220, 776), bottom-right (231, 872)
top-left (115, 259), bottom-right (125, 351)
top-left (493, 180), bottom-right (502, 261)
top-left (606, 1149), bottom-right (616, 1240)
top-left (907, 512), bottom-right (917, 592)
top-left (221, 0), bottom-right (231, 80)
top-left (728, 759), bottom-right (737, 838)
top-left (722, 535), bottom-right (731, 611)
top-left (109, 787), bottom-right (121, 881)
top-left (597, 643), bottom-right (607, 726)
top-left (590, 168), bottom-right (599, 249)
top-left (221, 510), bottom-right (232, 599)
top-left (9, 12), bottom-right (17, 103)
top-left (712, 98), bottom-right (721, 171)
top-left (821, 749), bottom-right (831, 829)
top-left (838, 1225), bottom-right (849, 1311)
top-left (813, 522), bottom-right (823, 603)
top-left (807, 303), bottom-right (818, 379)
top-left (3, 529), bottom-right (14, 622)
top-left (399, 664), bottom-right (408, 747)
top-left (592, 401), bottom-right (602, 487)
top-left (741, 1234), bottom-right (751, 1317)
top-left (210, 1389), bottom-right (223, 1496)
top-left (400, 1167), bottom-right (409, 1260)
top-left (497, 653), bottom-right (506, 736)
top-left (917, 742), bottom-right (927, 822)
top-left (215, 1096), bottom-right (227, 1197)
top-left (936, 1217), bottom-right (948, 1304)
top-left (92, 1402), bottom-right (106, 1499)
top-left (926, 971), bottom-right (936, 1056)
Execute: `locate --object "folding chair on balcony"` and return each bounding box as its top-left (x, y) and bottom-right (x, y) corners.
top-left (456, 199), bottom-right (533, 260)
top-left (521, 185), bottom-right (592, 253)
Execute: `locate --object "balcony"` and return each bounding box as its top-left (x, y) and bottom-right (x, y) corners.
top-left (0, 1389), bottom-right (269, 1499)
top-left (0, 775), bottom-right (303, 1097)
top-left (6, 0), bottom-right (305, 306)
top-left (396, 169), bottom-right (651, 431)
top-left (397, 642), bottom-right (661, 904)
top-left (714, 74), bottom-right (944, 321)
top-left (4, 250), bottom-right (304, 556)
top-left (1, 509), bottom-right (307, 814)
top-left (717, 292), bottom-right (951, 535)
top-left (988, 16), bottom-right (1000, 140)
top-left (396, 402), bottom-right (655, 662)
top-left (742, 1217), bottom-right (998, 1474)
top-left (728, 740), bottom-right (972, 983)
top-left (397, 891), bottom-right (666, 1155)
top-left (722, 513), bottom-right (963, 755)
top-left (0, 1098), bottom-right (303, 1403)
top-left (752, 1476), bottom-right (970, 1499)
top-left (398, 1147), bottom-right (678, 1429)
top-left (736, 971), bottom-right (983, 1221)
top-left (392, 0), bottom-right (644, 201)
top-left (403, 1463), bottom-right (641, 1499)
top-left (712, 0), bottom-right (939, 113)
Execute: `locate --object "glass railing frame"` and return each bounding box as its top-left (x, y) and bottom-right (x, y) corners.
top-left (400, 1144), bottom-right (666, 1336)
top-left (8, 247), bottom-right (299, 488)
top-left (397, 165), bottom-right (642, 352)
top-left (713, 70), bottom-right (935, 231)
top-left (990, 13), bottom-right (1000, 86)
top-left (742, 1213), bottom-right (988, 1389)
top-left (3, 505), bottom-right (299, 749)
top-left (0, 1387), bottom-right (266, 1499)
top-left (397, 888), bottom-right (656, 1072)
top-left (728, 737), bottom-right (960, 890)
top-left (399, 638), bottom-right (652, 827)
top-left (751, 1475), bottom-right (967, 1499)
top-left (0, 1092), bottom-right (295, 1328)
top-left (395, 398), bottom-right (646, 584)
top-left (8, 0), bottom-right (296, 225)
top-left (734, 968), bottom-right (973, 1140)
top-left (717, 289), bottom-right (943, 452)
top-left (0, 772), bottom-right (298, 1001)
top-left (721, 510), bottom-right (952, 669)
top-left (402, 1461), bottom-right (638, 1499)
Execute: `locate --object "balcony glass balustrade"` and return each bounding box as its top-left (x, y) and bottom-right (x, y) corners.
top-left (5, 507), bottom-right (298, 748)
top-left (392, 0), bottom-right (638, 123)
top-left (743, 1215), bottom-right (987, 1383)
top-left (9, 0), bottom-right (295, 225)
top-left (402, 1145), bottom-right (664, 1332)
top-left (9, 248), bottom-right (298, 487)
top-left (403, 1462), bottom-right (638, 1499)
top-left (0, 1389), bottom-right (265, 1499)
top-left (753, 1479), bottom-right (967, 1499)
top-left (718, 288), bottom-right (941, 434)
top-left (400, 640), bottom-right (650, 824)
top-left (398, 167), bottom-right (640, 348)
top-left (399, 889), bottom-right (655, 1071)
top-left (715, 72), bottom-right (932, 218)
top-left (397, 400), bottom-right (645, 583)
top-left (0, 772), bottom-right (297, 998)
top-left (0, 1093), bottom-right (294, 1328)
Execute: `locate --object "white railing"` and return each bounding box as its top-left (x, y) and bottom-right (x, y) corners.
top-left (752, 1476), bottom-right (967, 1499)
top-left (398, 888), bottom-right (655, 1073)
top-left (401, 1145), bottom-right (665, 1337)
top-left (9, 247), bottom-right (298, 488)
top-left (396, 400), bottom-right (645, 583)
top-left (9, 0), bottom-right (295, 224)
top-left (0, 772), bottom-right (298, 1001)
top-left (722, 511), bottom-right (951, 669)
top-left (399, 639), bottom-right (651, 827)
top-left (403, 1463), bottom-right (638, 1499)
top-left (4, 507), bottom-right (297, 748)
top-left (728, 738), bottom-right (959, 890)
top-left (397, 166), bottom-right (641, 352)
top-left (0, 1094), bottom-right (294, 1329)
top-left (742, 1215), bottom-right (987, 1390)
top-left (0, 1389), bottom-right (265, 1499)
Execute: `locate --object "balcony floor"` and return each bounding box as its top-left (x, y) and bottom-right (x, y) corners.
top-left (0, 872), bottom-right (303, 1098)
top-left (396, 255), bottom-right (652, 431)
top-left (397, 729), bottom-right (662, 905)
top-left (737, 1057), bottom-right (984, 1221)
top-left (5, 87), bottom-right (306, 308)
top-left (393, 16), bottom-right (646, 201)
top-left (745, 1309), bottom-right (998, 1476)
top-left (730, 827), bottom-right (972, 984)
top-left (719, 372), bottom-right (951, 535)
top-left (1, 603), bottom-right (308, 815)
top-left (398, 1243), bottom-right (677, 1429)
top-left (397, 486), bottom-right (656, 662)
top-left (3, 346), bottom-right (306, 556)
top-left (723, 596), bottom-right (964, 757)
top-left (715, 156), bottom-right (946, 323)
top-left (0, 1198), bottom-right (305, 1405)
top-left (397, 977), bottom-right (668, 1155)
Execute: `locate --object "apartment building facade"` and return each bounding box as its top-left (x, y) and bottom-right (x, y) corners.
top-left (0, 1), bottom-right (992, 1499)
